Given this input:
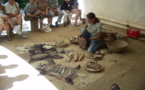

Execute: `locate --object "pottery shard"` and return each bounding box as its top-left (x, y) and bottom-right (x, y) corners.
top-left (31, 53), bottom-right (48, 59)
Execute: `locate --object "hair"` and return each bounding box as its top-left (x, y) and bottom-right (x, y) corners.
top-left (86, 12), bottom-right (100, 23)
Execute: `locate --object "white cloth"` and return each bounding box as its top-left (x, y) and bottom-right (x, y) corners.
top-left (62, 10), bottom-right (72, 22)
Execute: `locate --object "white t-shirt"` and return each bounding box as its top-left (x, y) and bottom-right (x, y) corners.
top-left (5, 2), bottom-right (19, 14)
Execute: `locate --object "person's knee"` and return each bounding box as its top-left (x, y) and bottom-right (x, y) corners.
top-left (59, 11), bottom-right (64, 16)
top-left (26, 13), bottom-right (31, 16)
top-left (17, 14), bottom-right (22, 18)
top-left (81, 28), bottom-right (87, 33)
top-left (49, 10), bottom-right (55, 17)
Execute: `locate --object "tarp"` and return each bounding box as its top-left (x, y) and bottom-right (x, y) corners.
top-left (79, 0), bottom-right (145, 29)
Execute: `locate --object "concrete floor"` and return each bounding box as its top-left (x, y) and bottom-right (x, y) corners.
top-left (1, 11), bottom-right (145, 90)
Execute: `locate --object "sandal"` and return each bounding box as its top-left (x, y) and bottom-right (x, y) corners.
top-left (111, 84), bottom-right (120, 90)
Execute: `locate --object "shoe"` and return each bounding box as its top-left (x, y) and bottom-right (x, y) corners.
top-left (64, 22), bottom-right (67, 27)
top-left (0, 39), bottom-right (3, 43)
top-left (55, 22), bottom-right (59, 27)
top-left (17, 27), bottom-right (22, 35)
top-left (50, 24), bottom-right (55, 28)
top-left (111, 84), bottom-right (120, 90)
top-left (20, 34), bottom-right (27, 39)
top-left (8, 38), bottom-right (12, 41)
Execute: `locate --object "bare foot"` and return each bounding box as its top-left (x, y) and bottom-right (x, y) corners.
top-left (39, 29), bottom-right (44, 33)
top-left (74, 24), bottom-right (80, 26)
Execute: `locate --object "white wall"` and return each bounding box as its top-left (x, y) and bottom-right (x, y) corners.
top-left (79, 0), bottom-right (145, 30)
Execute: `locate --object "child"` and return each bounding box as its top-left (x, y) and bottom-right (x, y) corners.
top-left (24, 0), bottom-right (40, 18)
top-left (0, 1), bottom-right (14, 30)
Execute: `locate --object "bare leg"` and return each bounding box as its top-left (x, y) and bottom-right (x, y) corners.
top-left (3, 16), bottom-right (14, 28)
top-left (71, 9), bottom-right (80, 26)
top-left (0, 18), bottom-right (7, 30)
top-left (48, 17), bottom-right (52, 24)
top-left (0, 23), bottom-right (3, 42)
top-left (15, 14), bottom-right (23, 29)
top-left (4, 20), bottom-right (11, 40)
top-left (27, 13), bottom-right (33, 17)
top-left (39, 18), bottom-right (44, 32)
top-left (32, 11), bottom-right (40, 17)
top-left (77, 9), bottom-right (82, 20)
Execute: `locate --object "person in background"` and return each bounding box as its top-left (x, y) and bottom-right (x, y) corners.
top-left (0, 2), bottom-right (14, 30)
top-left (24, 0), bottom-right (40, 18)
top-left (5, 0), bottom-right (27, 39)
top-left (0, 0), bottom-right (11, 42)
top-left (70, 0), bottom-right (82, 26)
top-left (80, 12), bottom-right (103, 58)
top-left (35, 0), bottom-right (48, 32)
top-left (60, 0), bottom-right (72, 27)
top-left (45, 0), bottom-right (63, 27)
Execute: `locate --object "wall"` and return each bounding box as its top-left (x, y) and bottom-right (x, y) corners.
top-left (78, 0), bottom-right (145, 30)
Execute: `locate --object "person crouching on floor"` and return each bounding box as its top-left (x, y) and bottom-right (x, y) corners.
top-left (79, 12), bottom-right (104, 58)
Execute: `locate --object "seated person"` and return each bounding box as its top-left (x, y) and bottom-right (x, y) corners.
top-left (0, 1), bottom-right (14, 30)
top-left (60, 0), bottom-right (72, 27)
top-left (45, 0), bottom-right (63, 27)
top-left (24, 0), bottom-right (40, 18)
top-left (80, 12), bottom-right (103, 57)
top-left (70, 0), bottom-right (82, 26)
top-left (5, 0), bottom-right (27, 39)
top-left (35, 0), bottom-right (49, 32)
top-left (0, 19), bottom-right (12, 42)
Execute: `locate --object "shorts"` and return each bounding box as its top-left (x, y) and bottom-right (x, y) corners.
top-left (26, 11), bottom-right (38, 15)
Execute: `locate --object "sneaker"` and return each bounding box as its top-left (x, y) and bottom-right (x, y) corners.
top-left (55, 22), bottom-right (59, 27)
top-left (20, 34), bottom-right (27, 39)
top-left (50, 24), bottom-right (55, 28)
top-left (0, 39), bottom-right (3, 43)
top-left (17, 26), bottom-right (22, 35)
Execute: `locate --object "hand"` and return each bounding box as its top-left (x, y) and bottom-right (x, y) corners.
top-left (54, 9), bottom-right (58, 13)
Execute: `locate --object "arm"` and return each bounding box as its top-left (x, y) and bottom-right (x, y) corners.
top-left (24, 4), bottom-right (28, 16)
top-left (89, 32), bottom-right (103, 40)
top-left (49, 5), bottom-right (58, 12)
top-left (84, 22), bottom-right (88, 29)
top-left (90, 23), bottom-right (103, 40)
top-left (48, 0), bottom-right (58, 12)
top-left (45, 3), bottom-right (48, 16)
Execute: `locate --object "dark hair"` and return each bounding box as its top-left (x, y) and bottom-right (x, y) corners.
top-left (86, 12), bottom-right (100, 23)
